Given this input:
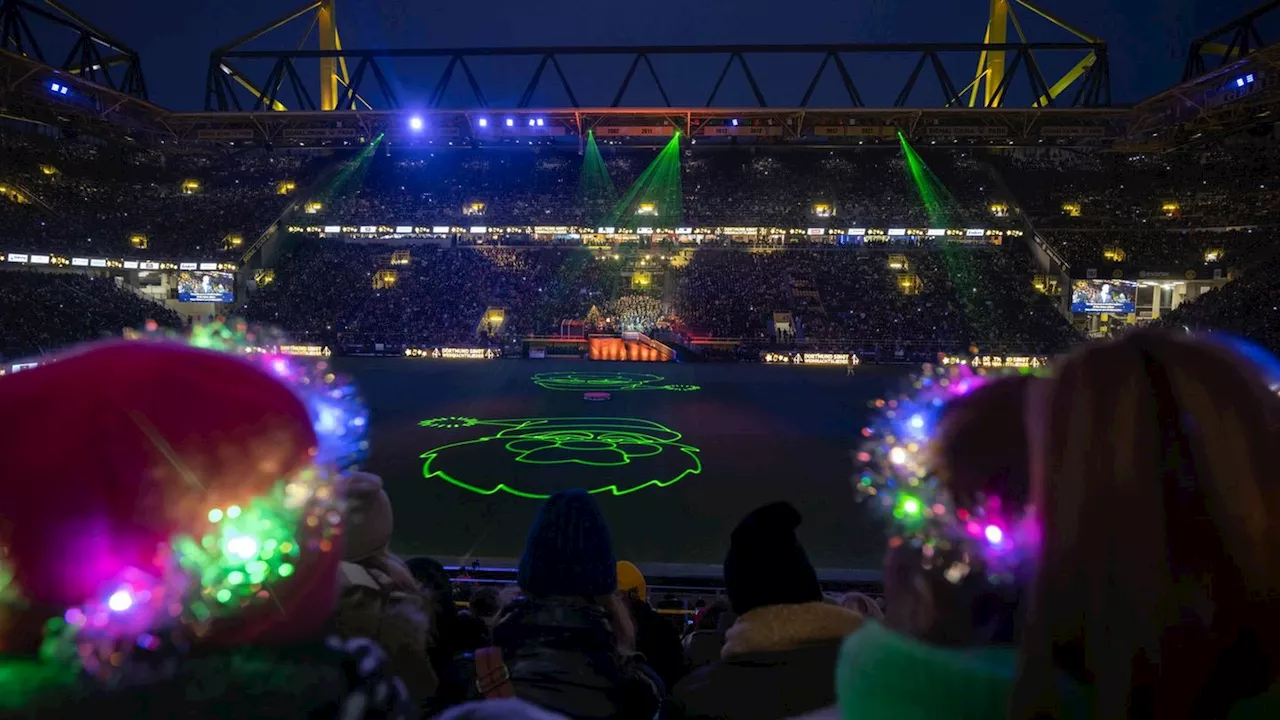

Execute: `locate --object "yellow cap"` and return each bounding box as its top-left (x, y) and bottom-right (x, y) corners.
top-left (616, 561), bottom-right (646, 602)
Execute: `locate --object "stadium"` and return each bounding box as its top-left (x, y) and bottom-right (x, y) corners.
top-left (2, 1), bottom-right (1280, 716)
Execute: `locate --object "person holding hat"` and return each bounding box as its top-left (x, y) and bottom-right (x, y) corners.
top-left (671, 501), bottom-right (863, 720)
top-left (0, 339), bottom-right (412, 719)
top-left (436, 490), bottom-right (663, 720)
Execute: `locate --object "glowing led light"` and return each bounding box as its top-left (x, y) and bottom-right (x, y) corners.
top-left (409, 116), bottom-right (424, 131)
top-left (505, 118), bottom-right (514, 127)
top-left (272, 358), bottom-right (289, 376)
top-left (908, 414), bottom-right (925, 430)
top-left (207, 508), bottom-right (223, 523)
top-left (901, 497), bottom-right (921, 515)
top-left (226, 505), bottom-right (242, 519)
top-left (985, 525), bottom-right (1004, 544)
top-left (889, 447), bottom-right (908, 465)
top-left (226, 535), bottom-right (260, 561)
top-left (477, 117), bottom-right (488, 128)
top-left (107, 589), bottom-right (134, 612)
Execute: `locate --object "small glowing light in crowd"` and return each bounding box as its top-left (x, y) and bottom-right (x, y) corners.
top-left (272, 358), bottom-right (289, 376)
top-left (409, 116), bottom-right (424, 131)
top-left (908, 414), bottom-right (925, 430)
top-left (208, 508), bottom-right (224, 523)
top-left (226, 535), bottom-right (259, 561)
top-left (902, 497), bottom-right (921, 515)
top-left (107, 589), bottom-right (134, 612)
top-left (505, 118), bottom-right (514, 127)
top-left (889, 447), bottom-right (907, 465)
top-left (477, 117), bottom-right (488, 128)
top-left (984, 525), bottom-right (1004, 544)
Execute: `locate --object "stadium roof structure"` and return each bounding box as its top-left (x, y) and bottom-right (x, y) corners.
top-left (1, 0), bottom-right (1278, 150)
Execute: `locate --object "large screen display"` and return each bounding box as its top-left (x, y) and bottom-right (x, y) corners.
top-left (177, 271), bottom-right (235, 303)
top-left (1071, 280), bottom-right (1136, 314)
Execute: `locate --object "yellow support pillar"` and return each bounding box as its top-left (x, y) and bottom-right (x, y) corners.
top-left (984, 0), bottom-right (1008, 107)
top-left (319, 0), bottom-right (339, 110)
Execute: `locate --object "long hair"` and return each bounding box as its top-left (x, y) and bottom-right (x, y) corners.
top-left (1012, 332), bottom-right (1280, 720)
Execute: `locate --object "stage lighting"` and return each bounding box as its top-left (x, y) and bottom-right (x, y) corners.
top-left (50, 82), bottom-right (68, 95)
top-left (409, 116), bottom-right (424, 131)
top-left (731, 118), bottom-right (739, 126)
top-left (535, 118), bottom-right (545, 127)
top-left (527, 118), bottom-right (536, 127)
top-left (477, 117), bottom-right (489, 128)
top-left (505, 118), bottom-right (514, 127)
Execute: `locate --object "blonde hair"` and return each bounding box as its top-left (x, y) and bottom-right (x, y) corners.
top-left (1013, 332), bottom-right (1280, 720)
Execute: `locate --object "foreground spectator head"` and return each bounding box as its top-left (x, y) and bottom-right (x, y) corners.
top-left (835, 373), bottom-right (1044, 720)
top-left (674, 502), bottom-right (862, 719)
top-left (1013, 332), bottom-right (1280, 720)
top-left (884, 374), bottom-right (1042, 647)
top-left (723, 501), bottom-right (823, 615)
top-left (336, 472), bottom-right (437, 702)
top-left (0, 339), bottom-right (408, 717)
top-left (433, 490), bottom-right (661, 718)
top-left (0, 340), bottom-right (336, 653)
top-left (518, 489), bottom-right (618, 599)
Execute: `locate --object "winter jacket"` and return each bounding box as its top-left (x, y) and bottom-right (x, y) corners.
top-left (672, 602), bottom-right (863, 720)
top-left (436, 597), bottom-right (664, 720)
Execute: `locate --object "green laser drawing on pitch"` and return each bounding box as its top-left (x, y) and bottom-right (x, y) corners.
top-left (531, 371), bottom-right (699, 392)
top-left (418, 416), bottom-right (702, 499)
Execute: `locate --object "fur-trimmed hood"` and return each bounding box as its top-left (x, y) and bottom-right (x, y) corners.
top-left (722, 602), bottom-right (864, 659)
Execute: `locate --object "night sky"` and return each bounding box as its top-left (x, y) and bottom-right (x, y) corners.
top-left (52, 0), bottom-right (1262, 110)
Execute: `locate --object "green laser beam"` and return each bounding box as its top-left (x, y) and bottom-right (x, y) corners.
top-left (418, 416), bottom-right (702, 499)
top-left (531, 372), bottom-right (700, 392)
top-left (606, 134), bottom-right (682, 228)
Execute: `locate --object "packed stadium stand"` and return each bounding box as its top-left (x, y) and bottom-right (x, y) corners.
top-left (0, 134), bottom-right (327, 257)
top-left (0, 270), bottom-right (181, 358)
top-left (315, 147), bottom-right (1009, 228)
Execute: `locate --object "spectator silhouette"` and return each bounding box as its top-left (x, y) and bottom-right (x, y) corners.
top-left (617, 560), bottom-right (688, 690)
top-left (673, 502), bottom-right (863, 720)
top-left (1012, 333), bottom-right (1280, 720)
top-left (835, 375), bottom-right (1049, 719)
top-left (436, 490), bottom-right (663, 719)
top-left (335, 472), bottom-right (438, 704)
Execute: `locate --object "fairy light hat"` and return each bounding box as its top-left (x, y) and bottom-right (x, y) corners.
top-left (854, 362), bottom-right (1042, 586)
top-left (0, 320), bottom-right (368, 682)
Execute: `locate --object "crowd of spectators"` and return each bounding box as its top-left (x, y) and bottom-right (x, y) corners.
top-left (242, 244), bottom-right (623, 347)
top-left (312, 147), bottom-right (1007, 228)
top-left (992, 138), bottom-right (1280, 271)
top-left (0, 134), bottom-right (327, 257)
top-left (234, 242), bottom-right (1079, 355)
top-left (0, 269), bottom-right (181, 359)
top-left (4, 328), bottom-right (1277, 719)
top-left (674, 245), bottom-right (1077, 355)
top-left (1158, 249), bottom-right (1280, 351)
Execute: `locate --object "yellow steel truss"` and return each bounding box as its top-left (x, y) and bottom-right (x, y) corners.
top-left (213, 0), bottom-right (368, 112)
top-left (970, 0), bottom-right (1101, 108)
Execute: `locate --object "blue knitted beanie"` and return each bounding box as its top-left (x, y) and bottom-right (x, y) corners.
top-left (518, 490), bottom-right (617, 597)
